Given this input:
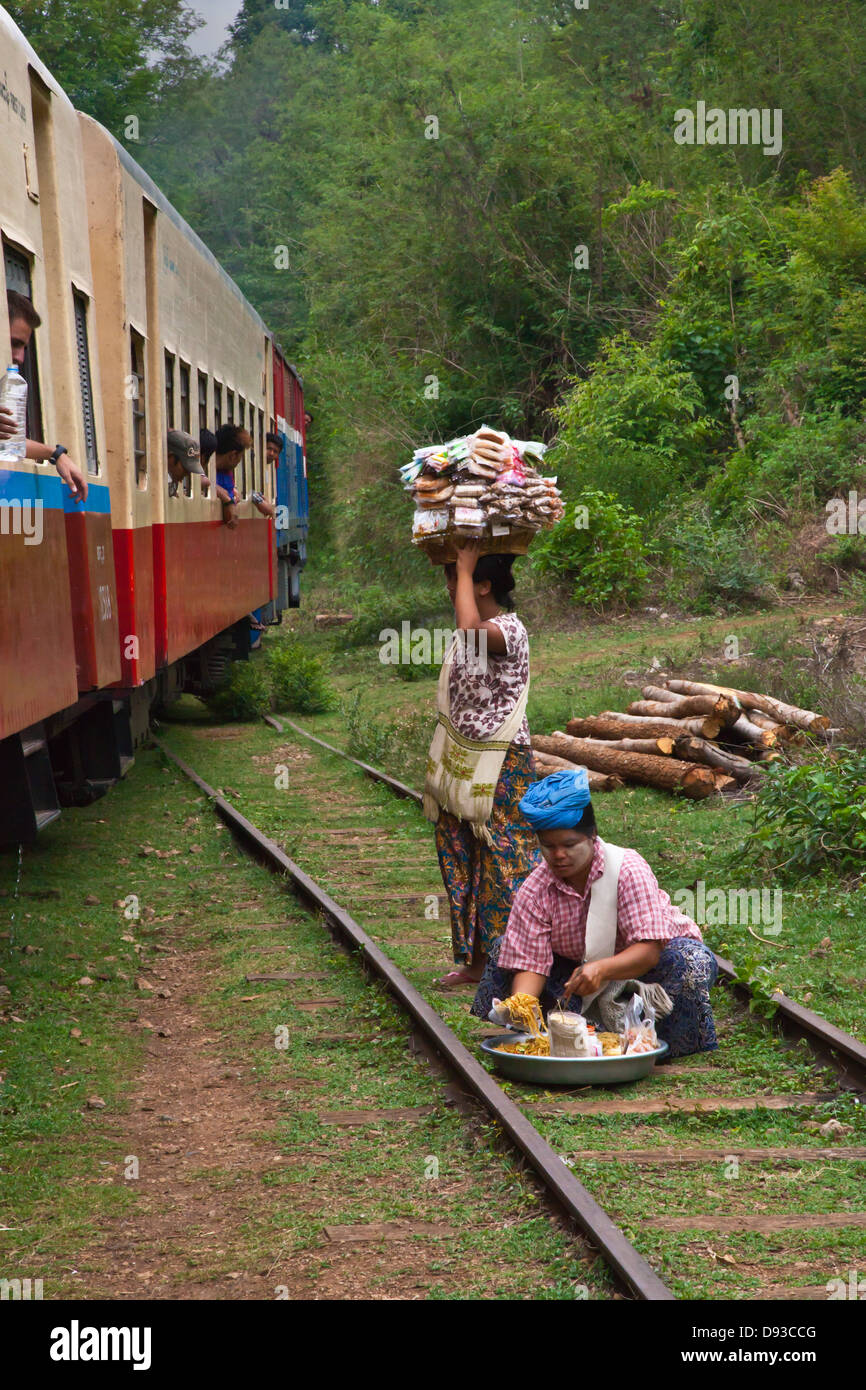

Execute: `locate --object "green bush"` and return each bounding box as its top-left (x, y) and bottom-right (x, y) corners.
top-left (204, 659), bottom-right (270, 721)
top-left (341, 692), bottom-right (430, 775)
top-left (742, 749), bottom-right (866, 877)
top-left (338, 580), bottom-right (451, 650)
top-left (394, 656), bottom-right (441, 682)
top-left (665, 507), bottom-right (770, 610)
top-left (267, 637), bottom-right (336, 714)
top-left (549, 334), bottom-right (718, 512)
top-left (530, 490), bottom-right (654, 610)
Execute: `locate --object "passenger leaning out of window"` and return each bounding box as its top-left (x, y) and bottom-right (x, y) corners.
top-left (257, 430), bottom-right (281, 519)
top-left (166, 429), bottom-right (205, 496)
top-left (212, 423), bottom-right (274, 527)
top-left (0, 291), bottom-right (88, 502)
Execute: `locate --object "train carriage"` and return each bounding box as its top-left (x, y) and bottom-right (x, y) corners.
top-left (0, 6), bottom-right (309, 845)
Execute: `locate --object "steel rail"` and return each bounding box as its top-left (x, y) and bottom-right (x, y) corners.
top-left (155, 736), bottom-right (674, 1302)
top-left (264, 714), bottom-right (422, 805)
top-left (267, 717), bottom-right (866, 1088)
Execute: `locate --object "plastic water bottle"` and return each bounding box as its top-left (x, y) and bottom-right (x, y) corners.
top-left (0, 366), bottom-right (28, 462)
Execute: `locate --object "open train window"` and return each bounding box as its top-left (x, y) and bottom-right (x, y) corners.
top-left (249, 401), bottom-right (258, 492)
top-left (258, 408), bottom-right (265, 496)
top-left (164, 350), bottom-right (175, 429)
top-left (214, 381), bottom-right (222, 430)
top-left (130, 329), bottom-right (147, 487)
top-left (227, 389), bottom-right (235, 425)
top-left (72, 291), bottom-right (98, 474)
top-left (248, 400), bottom-right (255, 492)
top-left (198, 370), bottom-right (208, 432)
top-left (179, 361), bottom-right (190, 432)
top-left (3, 241), bottom-right (44, 443)
top-left (178, 361), bottom-right (192, 496)
top-left (238, 394), bottom-right (246, 496)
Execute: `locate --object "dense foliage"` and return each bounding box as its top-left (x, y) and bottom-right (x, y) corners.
top-left (204, 659), bottom-right (271, 721)
top-left (267, 634), bottom-right (336, 712)
top-left (6, 0), bottom-right (205, 128)
top-left (14, 0), bottom-right (866, 605)
top-left (531, 490), bottom-right (653, 610)
top-left (743, 750), bottom-right (866, 877)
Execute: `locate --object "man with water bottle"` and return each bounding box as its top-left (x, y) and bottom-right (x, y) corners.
top-left (0, 291), bottom-right (88, 503)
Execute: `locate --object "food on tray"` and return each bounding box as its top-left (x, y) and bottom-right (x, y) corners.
top-left (501, 992), bottom-right (548, 1039)
top-left (499, 1036), bottom-right (551, 1056)
top-left (597, 1031), bottom-right (624, 1056)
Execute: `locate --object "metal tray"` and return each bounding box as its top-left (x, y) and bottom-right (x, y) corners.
top-left (479, 1033), bottom-right (669, 1085)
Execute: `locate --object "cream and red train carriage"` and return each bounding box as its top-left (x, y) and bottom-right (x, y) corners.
top-left (0, 6), bottom-right (308, 845)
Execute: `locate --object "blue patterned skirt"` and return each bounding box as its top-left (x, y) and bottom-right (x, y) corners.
top-left (470, 935), bottom-right (719, 1058)
top-left (434, 743), bottom-right (542, 965)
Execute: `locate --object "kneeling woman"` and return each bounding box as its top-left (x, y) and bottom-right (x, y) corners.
top-left (470, 769), bottom-right (718, 1058)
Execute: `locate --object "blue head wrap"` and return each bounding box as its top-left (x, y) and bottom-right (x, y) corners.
top-left (519, 768), bottom-right (592, 830)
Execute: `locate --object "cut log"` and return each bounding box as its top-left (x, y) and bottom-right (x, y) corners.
top-left (574, 736), bottom-right (674, 756)
top-left (314, 612), bottom-right (355, 629)
top-left (745, 709), bottom-right (785, 733)
top-left (670, 735), bottom-right (764, 784)
top-left (727, 713), bottom-right (777, 748)
top-left (641, 685), bottom-right (680, 703)
top-left (627, 694), bottom-right (739, 727)
top-left (534, 733), bottom-right (720, 800)
top-left (711, 771), bottom-right (737, 792)
top-left (532, 751), bottom-right (621, 792)
top-left (663, 679), bottom-right (829, 733)
top-left (567, 712), bottom-right (722, 741)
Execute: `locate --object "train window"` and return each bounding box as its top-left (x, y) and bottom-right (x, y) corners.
top-left (227, 389), bottom-right (235, 425)
top-left (178, 362), bottom-right (192, 496)
top-left (214, 381), bottom-right (222, 429)
top-left (258, 408), bottom-right (265, 496)
top-left (72, 291), bottom-right (98, 474)
top-left (250, 401), bottom-right (259, 492)
top-left (130, 329), bottom-right (147, 487)
top-left (164, 350), bottom-right (175, 429)
top-left (179, 362), bottom-right (190, 432)
top-left (3, 240), bottom-right (44, 443)
top-left (238, 394), bottom-right (246, 496)
top-left (198, 370), bottom-right (208, 432)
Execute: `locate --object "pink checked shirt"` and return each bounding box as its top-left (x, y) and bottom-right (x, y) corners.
top-left (497, 837), bottom-right (702, 976)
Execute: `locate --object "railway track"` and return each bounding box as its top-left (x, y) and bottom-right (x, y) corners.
top-left (154, 717), bottom-right (866, 1301)
top-left (265, 716), bottom-right (866, 1088)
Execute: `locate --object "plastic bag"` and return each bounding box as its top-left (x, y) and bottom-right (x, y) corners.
top-left (622, 993), bottom-right (659, 1055)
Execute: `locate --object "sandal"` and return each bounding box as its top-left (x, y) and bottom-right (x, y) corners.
top-left (435, 968), bottom-right (481, 990)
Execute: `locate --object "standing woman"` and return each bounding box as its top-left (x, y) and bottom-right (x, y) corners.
top-left (426, 540), bottom-right (541, 988)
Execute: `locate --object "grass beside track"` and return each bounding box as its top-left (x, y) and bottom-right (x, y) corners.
top-left (157, 708), bottom-right (866, 1300)
top-left (0, 749), bottom-right (610, 1301)
top-left (283, 600), bottom-right (866, 1042)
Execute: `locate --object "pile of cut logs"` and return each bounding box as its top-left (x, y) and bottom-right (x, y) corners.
top-left (532, 678), bottom-right (831, 801)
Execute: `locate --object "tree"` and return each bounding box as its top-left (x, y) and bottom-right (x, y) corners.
top-left (228, 0), bottom-right (330, 50)
top-left (5, 0), bottom-right (205, 133)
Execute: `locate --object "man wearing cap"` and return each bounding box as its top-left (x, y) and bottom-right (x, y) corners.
top-left (469, 769), bottom-right (719, 1057)
top-left (167, 429), bottom-right (205, 497)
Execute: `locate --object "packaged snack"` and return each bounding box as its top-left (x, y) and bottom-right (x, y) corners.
top-left (412, 509), bottom-right (451, 536)
top-left (622, 995), bottom-right (659, 1055)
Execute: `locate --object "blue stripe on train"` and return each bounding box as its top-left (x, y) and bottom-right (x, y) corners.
top-left (0, 467), bottom-right (111, 514)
